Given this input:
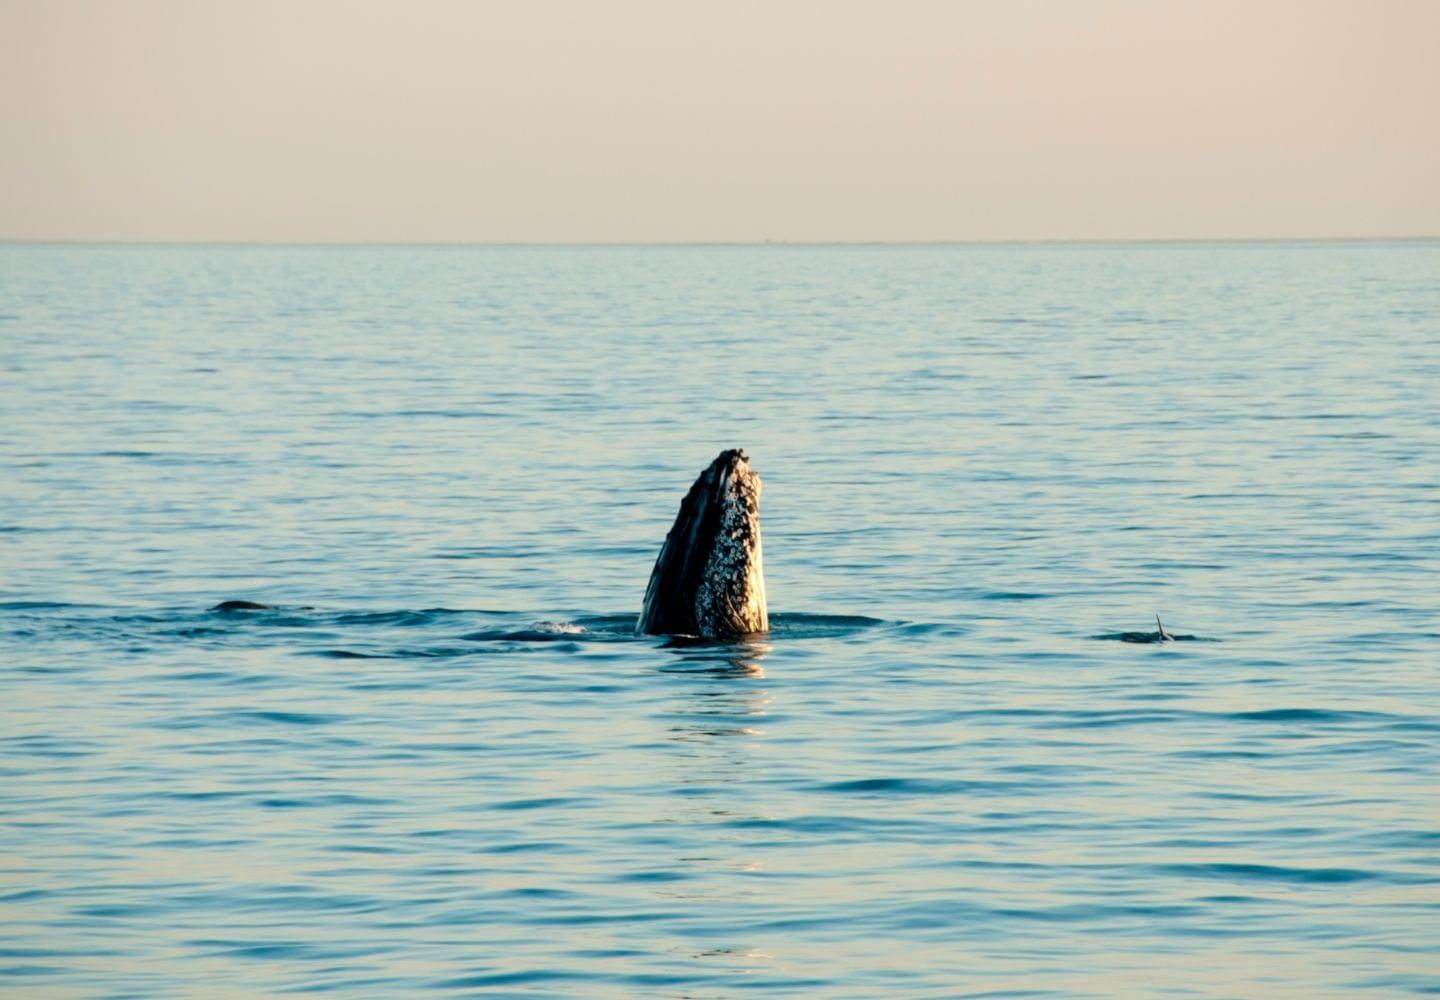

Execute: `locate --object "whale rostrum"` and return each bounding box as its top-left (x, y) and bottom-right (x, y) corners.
top-left (638, 449), bottom-right (768, 639)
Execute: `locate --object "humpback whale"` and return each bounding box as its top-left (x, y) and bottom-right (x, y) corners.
top-left (1098, 615), bottom-right (1203, 643)
top-left (638, 449), bottom-right (768, 639)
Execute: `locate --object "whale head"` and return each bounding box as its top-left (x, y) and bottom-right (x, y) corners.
top-left (638, 448), bottom-right (768, 639)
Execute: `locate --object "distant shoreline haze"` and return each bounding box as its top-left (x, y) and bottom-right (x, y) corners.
top-left (1, 0), bottom-right (1436, 243)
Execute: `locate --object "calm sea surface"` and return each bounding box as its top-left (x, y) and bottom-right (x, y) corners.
top-left (1, 243), bottom-right (1437, 999)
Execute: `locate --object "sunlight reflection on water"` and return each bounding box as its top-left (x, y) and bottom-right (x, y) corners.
top-left (2, 242), bottom-right (1438, 997)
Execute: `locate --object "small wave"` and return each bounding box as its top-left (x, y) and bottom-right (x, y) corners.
top-left (434, 971), bottom-right (592, 990)
top-left (460, 612), bottom-right (893, 644)
top-left (160, 709), bottom-right (343, 729)
top-left (332, 608), bottom-right (486, 626)
top-left (1151, 862), bottom-right (1395, 885)
top-left (36, 604), bottom-right (899, 658)
top-left (490, 796), bottom-right (593, 812)
top-left (572, 613), bottom-right (642, 635)
top-left (528, 621), bottom-right (587, 635)
top-left (817, 777), bottom-right (1024, 796)
top-left (0, 601), bottom-right (100, 611)
top-left (204, 605), bottom-right (502, 626)
top-left (234, 710), bottom-right (342, 726)
top-left (461, 627), bottom-right (589, 643)
top-left (1227, 707), bottom-right (1424, 727)
top-left (768, 613), bottom-right (892, 639)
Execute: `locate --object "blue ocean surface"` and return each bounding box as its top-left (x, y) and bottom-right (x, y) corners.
top-left (1, 242), bottom-right (1437, 998)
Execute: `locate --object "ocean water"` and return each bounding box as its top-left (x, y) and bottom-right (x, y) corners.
top-left (1, 242), bottom-right (1437, 999)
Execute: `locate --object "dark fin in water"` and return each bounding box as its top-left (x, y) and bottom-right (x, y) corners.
top-left (1093, 618), bottom-right (1206, 642)
top-left (211, 600), bottom-right (272, 611)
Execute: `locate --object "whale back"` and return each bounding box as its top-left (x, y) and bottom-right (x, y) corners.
top-left (638, 449), bottom-right (767, 639)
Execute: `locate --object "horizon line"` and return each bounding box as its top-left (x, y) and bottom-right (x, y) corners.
top-left (1, 235), bottom-right (1437, 249)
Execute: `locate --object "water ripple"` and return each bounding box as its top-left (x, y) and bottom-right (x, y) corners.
top-left (3, 242), bottom-right (1438, 999)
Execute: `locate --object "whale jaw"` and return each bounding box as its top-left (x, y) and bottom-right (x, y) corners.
top-left (638, 449), bottom-right (768, 640)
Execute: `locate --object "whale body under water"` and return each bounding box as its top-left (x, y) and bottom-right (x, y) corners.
top-left (637, 449), bottom-right (768, 640)
top-left (211, 454), bottom-right (1200, 645)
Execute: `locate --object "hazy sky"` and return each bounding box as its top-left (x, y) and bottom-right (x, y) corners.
top-left (2, 0), bottom-right (1436, 242)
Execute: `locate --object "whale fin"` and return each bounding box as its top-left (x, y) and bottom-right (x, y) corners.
top-left (638, 449), bottom-right (767, 639)
top-left (1156, 614), bottom-right (1174, 641)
